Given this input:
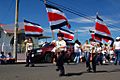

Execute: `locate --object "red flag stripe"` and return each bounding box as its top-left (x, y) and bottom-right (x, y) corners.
top-left (64, 34), bottom-right (74, 40)
top-left (50, 19), bottom-right (66, 25)
top-left (103, 38), bottom-right (109, 42)
top-left (90, 33), bottom-right (102, 41)
top-left (95, 36), bottom-right (102, 41)
top-left (24, 25), bottom-right (43, 32)
top-left (45, 4), bottom-right (71, 29)
top-left (46, 8), bottom-right (65, 17)
top-left (48, 12), bottom-right (67, 21)
top-left (59, 31), bottom-right (74, 40)
top-left (91, 34), bottom-right (95, 39)
top-left (95, 22), bottom-right (111, 35)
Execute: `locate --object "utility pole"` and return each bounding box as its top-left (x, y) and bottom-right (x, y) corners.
top-left (13, 0), bottom-right (19, 61)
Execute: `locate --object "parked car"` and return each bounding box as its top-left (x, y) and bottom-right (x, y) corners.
top-left (33, 41), bottom-right (74, 63)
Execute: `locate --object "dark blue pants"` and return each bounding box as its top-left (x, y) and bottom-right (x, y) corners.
top-left (56, 51), bottom-right (65, 75)
top-left (85, 52), bottom-right (91, 70)
top-left (26, 50), bottom-right (34, 66)
top-left (114, 49), bottom-right (120, 65)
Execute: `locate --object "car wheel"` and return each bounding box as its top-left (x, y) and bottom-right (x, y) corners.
top-left (45, 53), bottom-right (53, 63)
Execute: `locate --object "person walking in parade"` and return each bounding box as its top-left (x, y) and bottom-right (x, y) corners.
top-left (96, 43), bottom-right (103, 65)
top-left (83, 38), bottom-right (98, 72)
top-left (113, 37), bottom-right (120, 65)
top-left (25, 37), bottom-right (35, 67)
top-left (89, 39), bottom-right (98, 72)
top-left (74, 40), bottom-right (82, 64)
top-left (83, 40), bottom-right (92, 72)
top-left (53, 33), bottom-right (66, 76)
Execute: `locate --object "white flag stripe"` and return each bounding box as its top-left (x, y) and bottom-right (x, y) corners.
top-left (96, 31), bottom-right (111, 37)
top-left (25, 32), bottom-right (42, 34)
top-left (46, 8), bottom-right (66, 17)
top-left (60, 30), bottom-right (74, 36)
top-left (49, 19), bottom-right (66, 25)
top-left (95, 19), bottom-right (106, 26)
top-left (24, 22), bottom-right (43, 29)
top-left (64, 38), bottom-right (73, 40)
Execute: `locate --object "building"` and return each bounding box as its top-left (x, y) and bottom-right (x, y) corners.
top-left (0, 23), bottom-right (41, 55)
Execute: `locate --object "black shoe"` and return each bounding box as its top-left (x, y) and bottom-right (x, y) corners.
top-left (25, 65), bottom-right (29, 67)
top-left (59, 74), bottom-right (65, 77)
top-left (87, 69), bottom-right (92, 72)
top-left (56, 68), bottom-right (59, 71)
top-left (30, 65), bottom-right (35, 67)
top-left (93, 70), bottom-right (96, 73)
top-left (114, 63), bottom-right (117, 65)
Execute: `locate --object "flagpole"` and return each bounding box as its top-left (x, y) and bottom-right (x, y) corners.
top-left (13, 0), bottom-right (19, 61)
top-left (44, 0), bottom-right (46, 3)
top-left (52, 30), bottom-right (55, 40)
top-left (76, 29), bottom-right (78, 40)
top-left (44, 0), bottom-right (55, 40)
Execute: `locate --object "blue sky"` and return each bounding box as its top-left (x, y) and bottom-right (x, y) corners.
top-left (0, 0), bottom-right (120, 43)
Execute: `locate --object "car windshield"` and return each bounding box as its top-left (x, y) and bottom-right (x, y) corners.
top-left (42, 43), bottom-right (51, 47)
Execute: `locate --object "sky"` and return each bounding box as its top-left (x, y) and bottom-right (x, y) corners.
top-left (0, 0), bottom-right (120, 43)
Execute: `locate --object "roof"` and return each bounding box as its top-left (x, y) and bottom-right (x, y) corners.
top-left (0, 22), bottom-right (24, 34)
top-left (38, 36), bottom-right (52, 39)
top-left (0, 24), bottom-right (5, 27)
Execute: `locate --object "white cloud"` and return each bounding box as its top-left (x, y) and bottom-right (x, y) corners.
top-left (75, 26), bottom-right (95, 33)
top-left (68, 17), bottom-right (94, 23)
top-left (103, 18), bottom-right (120, 24)
top-left (69, 15), bottom-right (120, 25)
top-left (44, 28), bottom-right (58, 33)
top-left (109, 27), bottom-right (120, 31)
top-left (98, 16), bottom-right (120, 25)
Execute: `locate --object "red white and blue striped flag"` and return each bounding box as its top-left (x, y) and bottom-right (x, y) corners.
top-left (45, 4), bottom-right (71, 30)
top-left (24, 20), bottom-right (43, 36)
top-left (89, 14), bottom-right (114, 44)
top-left (95, 15), bottom-right (111, 36)
top-left (59, 28), bottom-right (74, 40)
top-left (95, 15), bottom-right (112, 42)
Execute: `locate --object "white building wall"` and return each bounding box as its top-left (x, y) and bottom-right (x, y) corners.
top-left (0, 29), bottom-right (3, 51)
top-left (0, 30), bottom-right (13, 54)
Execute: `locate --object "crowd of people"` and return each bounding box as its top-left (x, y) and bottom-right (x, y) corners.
top-left (73, 37), bottom-right (120, 72)
top-left (47, 33), bottom-right (119, 76)
top-left (53, 33), bottom-right (120, 76)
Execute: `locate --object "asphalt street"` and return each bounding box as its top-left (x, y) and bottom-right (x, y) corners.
top-left (0, 63), bottom-right (120, 80)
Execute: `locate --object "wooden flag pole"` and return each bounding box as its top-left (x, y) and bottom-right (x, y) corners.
top-left (52, 30), bottom-right (55, 40)
top-left (44, 0), bottom-right (46, 3)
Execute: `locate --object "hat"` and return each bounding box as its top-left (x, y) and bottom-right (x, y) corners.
top-left (57, 33), bottom-right (64, 37)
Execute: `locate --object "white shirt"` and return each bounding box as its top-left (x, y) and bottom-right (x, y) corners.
top-left (83, 43), bottom-right (92, 52)
top-left (74, 43), bottom-right (80, 52)
top-left (114, 41), bottom-right (120, 49)
top-left (56, 40), bottom-right (66, 51)
top-left (96, 47), bottom-right (102, 53)
top-left (26, 42), bottom-right (33, 52)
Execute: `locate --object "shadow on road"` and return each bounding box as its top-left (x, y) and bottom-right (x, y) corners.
top-left (65, 70), bottom-right (107, 77)
top-left (108, 69), bottom-right (120, 73)
top-left (33, 65), bottom-right (48, 67)
top-left (65, 72), bottom-right (84, 76)
top-left (64, 69), bottom-right (120, 77)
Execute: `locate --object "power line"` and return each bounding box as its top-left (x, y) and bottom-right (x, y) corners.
top-left (47, 0), bottom-right (95, 21)
top-left (41, 0), bottom-right (120, 31)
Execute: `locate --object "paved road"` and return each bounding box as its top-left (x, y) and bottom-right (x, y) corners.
top-left (0, 63), bottom-right (120, 80)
